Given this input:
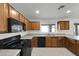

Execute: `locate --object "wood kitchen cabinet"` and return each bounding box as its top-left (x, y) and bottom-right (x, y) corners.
top-left (24, 19), bottom-right (28, 30)
top-left (31, 21), bottom-right (40, 30)
top-left (45, 37), bottom-right (64, 47)
top-left (68, 39), bottom-right (76, 54)
top-left (25, 19), bottom-right (32, 30)
top-left (51, 37), bottom-right (58, 47)
top-left (9, 5), bottom-right (19, 20)
top-left (57, 21), bottom-right (69, 30)
top-left (76, 40), bottom-right (79, 55)
top-left (45, 37), bottom-right (58, 47)
top-left (0, 3), bottom-right (33, 33)
top-left (57, 37), bottom-right (64, 47)
top-left (28, 22), bottom-right (32, 30)
top-left (0, 4), bottom-right (8, 32)
top-left (64, 38), bottom-right (76, 55)
top-left (45, 37), bottom-right (52, 47)
top-left (19, 14), bottom-right (25, 23)
top-left (31, 37), bottom-right (38, 47)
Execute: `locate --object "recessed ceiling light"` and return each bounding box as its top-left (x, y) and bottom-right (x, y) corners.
top-left (36, 10), bottom-right (39, 14)
top-left (66, 10), bottom-right (71, 13)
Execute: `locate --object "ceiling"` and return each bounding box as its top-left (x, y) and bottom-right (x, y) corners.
top-left (12, 3), bottom-right (79, 20)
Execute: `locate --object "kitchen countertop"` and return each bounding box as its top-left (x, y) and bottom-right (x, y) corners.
top-left (21, 34), bottom-right (79, 40)
top-left (0, 30), bottom-right (79, 40)
top-left (0, 49), bottom-right (21, 56)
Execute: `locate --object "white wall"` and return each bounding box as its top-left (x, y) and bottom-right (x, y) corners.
top-left (30, 18), bottom-right (79, 35)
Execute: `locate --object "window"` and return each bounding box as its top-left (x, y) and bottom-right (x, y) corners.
top-left (40, 24), bottom-right (56, 32)
top-left (41, 25), bottom-right (49, 32)
top-left (75, 24), bottom-right (79, 35)
top-left (51, 25), bottom-right (56, 32)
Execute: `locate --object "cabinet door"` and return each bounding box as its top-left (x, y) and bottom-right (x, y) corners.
top-left (0, 4), bottom-right (4, 32)
top-left (25, 19), bottom-right (31, 30)
top-left (57, 37), bottom-right (64, 47)
top-left (66, 39), bottom-right (76, 55)
top-left (76, 40), bottom-right (79, 55)
top-left (51, 37), bottom-right (58, 47)
top-left (25, 19), bottom-right (28, 30)
top-left (32, 22), bottom-right (40, 30)
top-left (9, 6), bottom-right (19, 20)
top-left (63, 37), bottom-right (68, 47)
top-left (0, 4), bottom-right (8, 32)
top-left (28, 22), bottom-right (32, 30)
top-left (64, 21), bottom-right (69, 30)
top-left (45, 37), bottom-right (52, 47)
top-left (58, 21), bottom-right (69, 30)
top-left (19, 14), bottom-right (25, 23)
top-left (31, 37), bottom-right (37, 47)
top-left (60, 21), bottom-right (65, 30)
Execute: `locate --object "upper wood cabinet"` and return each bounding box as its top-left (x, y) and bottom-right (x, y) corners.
top-left (24, 19), bottom-right (31, 30)
top-left (19, 14), bottom-right (25, 23)
top-left (9, 5), bottom-right (19, 20)
top-left (57, 21), bottom-right (69, 30)
top-left (28, 22), bottom-right (32, 30)
top-left (31, 21), bottom-right (40, 30)
top-left (0, 4), bottom-right (8, 32)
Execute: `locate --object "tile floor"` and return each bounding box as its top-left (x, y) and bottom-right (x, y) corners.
top-left (31, 48), bottom-right (75, 56)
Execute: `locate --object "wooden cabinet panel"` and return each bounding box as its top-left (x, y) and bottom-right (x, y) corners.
top-left (24, 18), bottom-right (32, 30)
top-left (45, 37), bottom-right (52, 47)
top-left (28, 22), bottom-right (32, 30)
top-left (32, 22), bottom-right (40, 30)
top-left (9, 5), bottom-right (19, 20)
top-left (31, 37), bottom-right (37, 47)
top-left (0, 4), bottom-right (4, 32)
top-left (45, 37), bottom-right (64, 47)
top-left (57, 37), bottom-right (64, 47)
top-left (25, 19), bottom-right (28, 30)
top-left (58, 21), bottom-right (69, 30)
top-left (0, 4), bottom-right (8, 32)
top-left (19, 14), bottom-right (25, 23)
top-left (76, 40), bottom-right (79, 55)
top-left (65, 38), bottom-right (76, 55)
top-left (60, 22), bottom-right (65, 30)
top-left (51, 37), bottom-right (58, 47)
top-left (68, 39), bottom-right (76, 53)
top-left (64, 21), bottom-right (69, 30)
top-left (64, 37), bottom-right (68, 48)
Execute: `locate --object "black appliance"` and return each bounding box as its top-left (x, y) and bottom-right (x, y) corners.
top-left (37, 37), bottom-right (45, 47)
top-left (8, 17), bottom-right (26, 33)
top-left (0, 35), bottom-right (26, 56)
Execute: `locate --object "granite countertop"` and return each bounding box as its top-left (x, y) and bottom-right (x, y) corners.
top-left (0, 49), bottom-right (21, 56)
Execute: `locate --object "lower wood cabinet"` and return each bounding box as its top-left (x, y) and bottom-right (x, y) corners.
top-left (32, 36), bottom-right (65, 47)
top-left (31, 36), bottom-right (79, 56)
top-left (67, 39), bottom-right (76, 54)
top-left (57, 37), bottom-right (64, 47)
top-left (51, 37), bottom-right (58, 47)
top-left (45, 36), bottom-right (64, 47)
top-left (31, 37), bottom-right (37, 47)
top-left (45, 37), bottom-right (52, 47)
top-left (76, 40), bottom-right (79, 55)
top-left (64, 37), bottom-right (76, 55)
